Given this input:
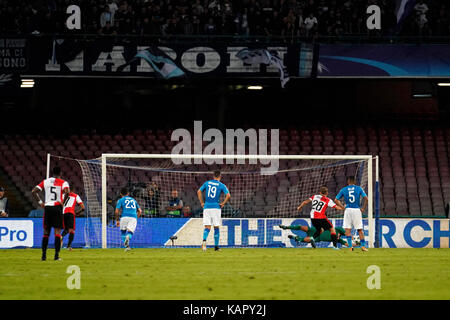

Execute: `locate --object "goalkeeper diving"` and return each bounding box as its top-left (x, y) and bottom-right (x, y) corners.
top-left (279, 224), bottom-right (350, 248)
top-left (285, 186), bottom-right (345, 248)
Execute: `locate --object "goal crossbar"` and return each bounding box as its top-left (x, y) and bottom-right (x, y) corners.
top-left (100, 154), bottom-right (373, 160)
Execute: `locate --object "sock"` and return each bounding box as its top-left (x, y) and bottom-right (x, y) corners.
top-left (361, 239), bottom-right (366, 247)
top-left (203, 228), bottom-right (210, 241)
top-left (68, 232), bottom-right (75, 247)
top-left (42, 235), bottom-right (49, 256)
top-left (121, 230), bottom-right (127, 243)
top-left (214, 228), bottom-right (220, 247)
top-left (61, 230), bottom-right (68, 237)
top-left (345, 236), bottom-right (353, 248)
top-left (330, 232), bottom-right (338, 247)
top-left (125, 231), bottom-right (133, 241)
top-left (54, 234), bottom-right (61, 256)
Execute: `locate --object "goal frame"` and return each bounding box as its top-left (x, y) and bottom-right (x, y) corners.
top-left (95, 154), bottom-right (379, 249)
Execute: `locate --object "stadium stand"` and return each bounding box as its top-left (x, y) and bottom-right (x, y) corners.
top-left (1, 125), bottom-right (449, 217)
top-left (1, 0), bottom-right (449, 37)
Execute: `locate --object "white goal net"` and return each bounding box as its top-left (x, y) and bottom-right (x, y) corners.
top-left (49, 154), bottom-right (375, 249)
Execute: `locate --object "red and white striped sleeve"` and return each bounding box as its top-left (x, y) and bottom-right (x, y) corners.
top-left (36, 180), bottom-right (44, 191)
top-left (62, 181), bottom-right (70, 191)
top-left (328, 198), bottom-right (337, 208)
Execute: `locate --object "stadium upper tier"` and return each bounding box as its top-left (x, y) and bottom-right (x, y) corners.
top-left (1, 0), bottom-right (449, 37)
top-left (0, 125), bottom-right (449, 217)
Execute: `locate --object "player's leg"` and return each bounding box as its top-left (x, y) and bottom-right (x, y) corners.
top-left (202, 225), bottom-right (210, 251)
top-left (279, 224), bottom-right (307, 231)
top-left (358, 229), bottom-right (366, 245)
top-left (60, 213), bottom-right (69, 248)
top-left (355, 209), bottom-right (367, 251)
top-left (41, 229), bottom-right (50, 261)
top-left (61, 227), bottom-right (69, 238)
top-left (310, 219), bottom-right (323, 238)
top-left (53, 206), bottom-right (63, 260)
top-left (295, 226), bottom-right (317, 248)
top-left (213, 209), bottom-right (221, 251)
top-left (67, 229), bottom-right (75, 249)
top-left (328, 226), bottom-right (338, 248)
top-left (299, 226), bottom-right (314, 243)
top-left (41, 207), bottom-right (50, 260)
top-left (119, 217), bottom-right (128, 246)
top-left (322, 219), bottom-right (338, 249)
top-left (54, 228), bottom-right (62, 260)
top-left (203, 225), bottom-right (211, 240)
top-left (288, 225), bottom-right (312, 242)
top-left (66, 213), bottom-right (76, 250)
top-left (342, 209), bottom-right (353, 250)
top-left (124, 218), bottom-right (137, 251)
top-left (202, 209), bottom-right (212, 250)
top-left (213, 226), bottom-right (220, 251)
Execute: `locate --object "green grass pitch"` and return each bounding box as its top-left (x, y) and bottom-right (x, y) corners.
top-left (1, 248), bottom-right (449, 300)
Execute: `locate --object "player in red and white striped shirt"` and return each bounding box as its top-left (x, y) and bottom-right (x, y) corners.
top-left (61, 187), bottom-right (85, 250)
top-left (31, 166), bottom-right (70, 261)
top-left (297, 186), bottom-right (345, 249)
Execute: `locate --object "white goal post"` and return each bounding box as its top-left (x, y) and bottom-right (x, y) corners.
top-left (97, 154), bottom-right (378, 249)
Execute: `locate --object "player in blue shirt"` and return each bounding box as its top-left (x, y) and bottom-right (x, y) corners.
top-left (115, 187), bottom-right (142, 251)
top-left (335, 176), bottom-right (368, 251)
top-left (197, 170), bottom-right (230, 251)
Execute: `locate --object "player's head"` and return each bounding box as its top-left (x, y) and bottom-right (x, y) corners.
top-left (120, 187), bottom-right (129, 197)
top-left (52, 166), bottom-right (61, 177)
top-left (213, 170), bottom-right (221, 180)
top-left (320, 186), bottom-right (328, 196)
top-left (347, 176), bottom-right (356, 185)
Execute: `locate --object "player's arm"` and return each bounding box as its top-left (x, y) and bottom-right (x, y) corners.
top-left (334, 198), bottom-right (345, 209)
top-left (297, 198), bottom-right (312, 211)
top-left (136, 201), bottom-right (142, 218)
top-left (338, 237), bottom-right (349, 246)
top-left (62, 183), bottom-right (70, 206)
top-left (114, 207), bottom-right (121, 226)
top-left (197, 189), bottom-right (204, 208)
top-left (360, 196), bottom-right (368, 213)
top-left (220, 193), bottom-right (230, 208)
top-left (334, 189), bottom-right (345, 209)
top-left (336, 229), bottom-right (349, 246)
top-left (115, 199), bottom-right (122, 226)
top-left (31, 185), bottom-right (44, 208)
top-left (279, 225), bottom-right (308, 231)
top-left (75, 203), bottom-right (85, 216)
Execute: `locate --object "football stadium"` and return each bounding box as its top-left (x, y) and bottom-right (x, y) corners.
top-left (1, 0), bottom-right (450, 304)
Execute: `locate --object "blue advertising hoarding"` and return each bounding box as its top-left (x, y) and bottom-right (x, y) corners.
top-left (1, 218), bottom-right (449, 249)
top-left (318, 44), bottom-right (450, 77)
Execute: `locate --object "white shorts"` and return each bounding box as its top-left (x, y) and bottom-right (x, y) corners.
top-left (343, 208), bottom-right (363, 230)
top-left (120, 216), bottom-right (137, 233)
top-left (203, 208), bottom-right (221, 227)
